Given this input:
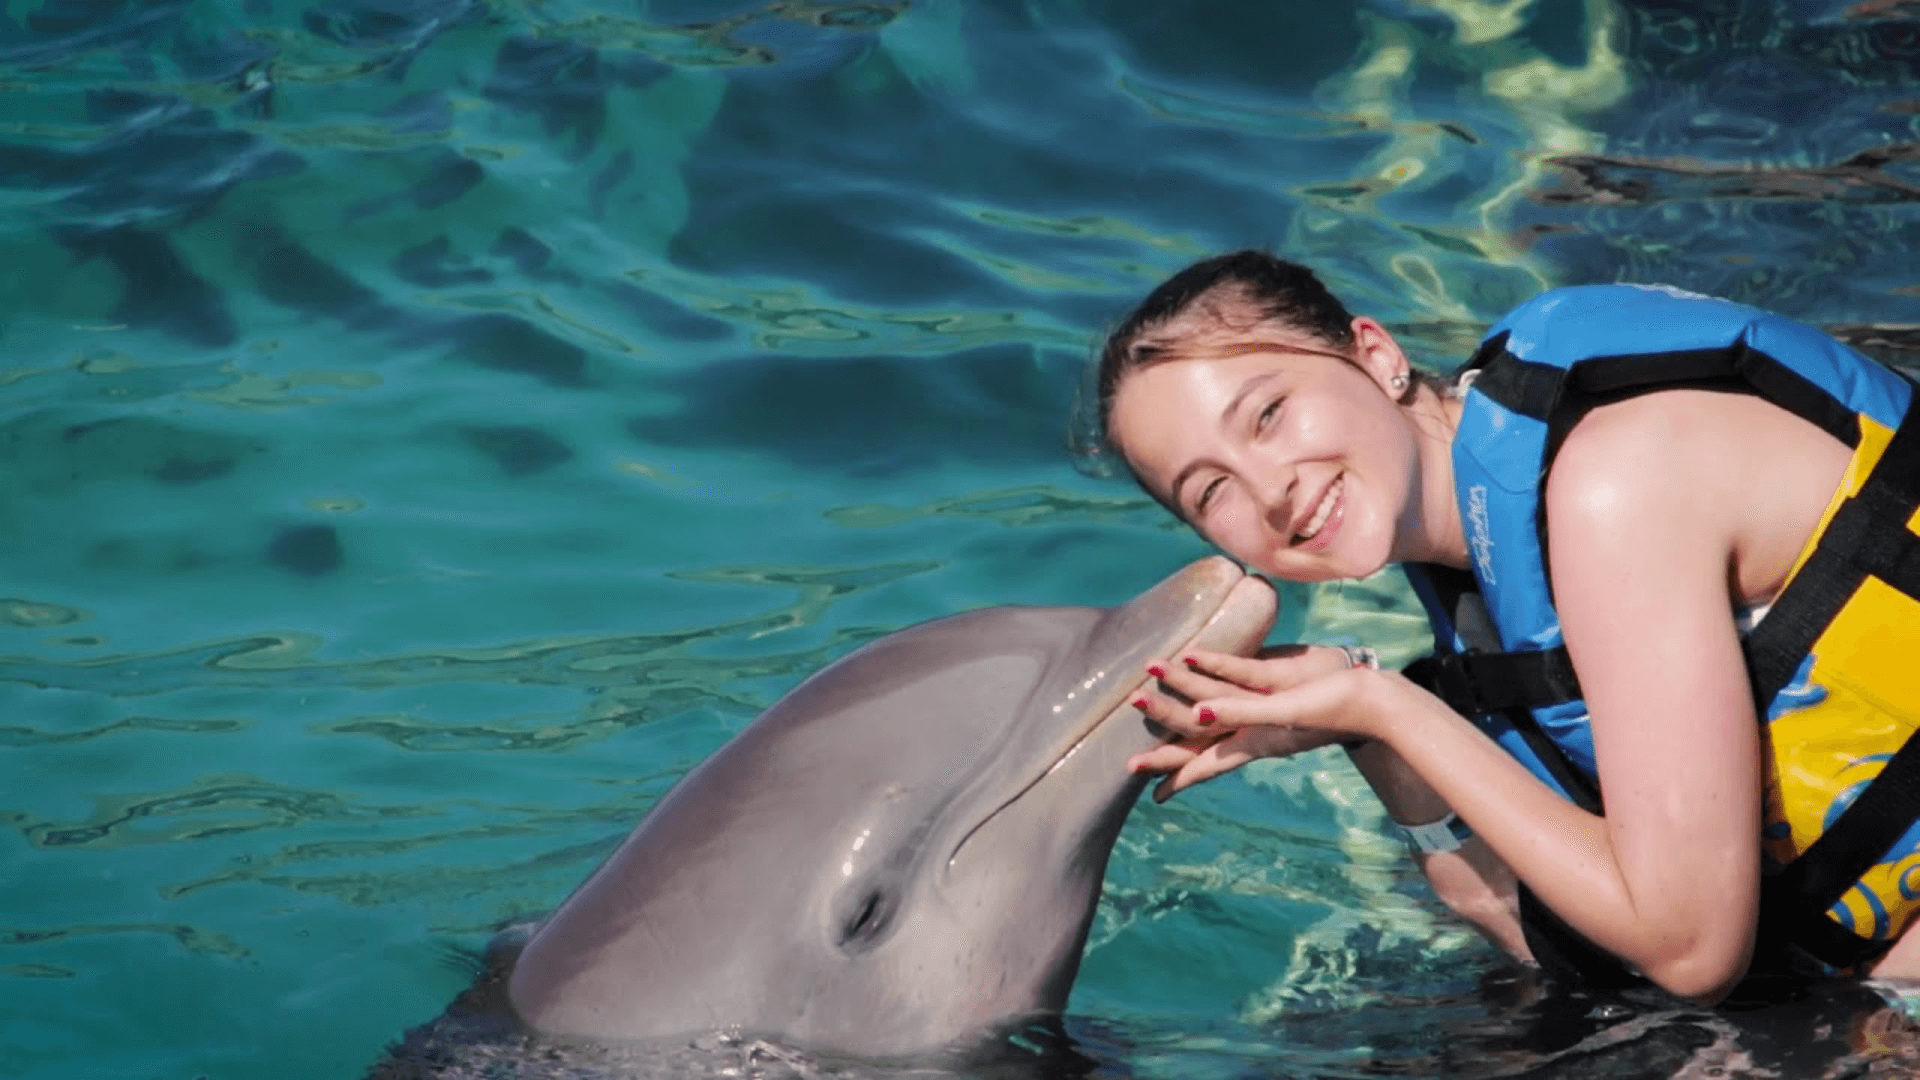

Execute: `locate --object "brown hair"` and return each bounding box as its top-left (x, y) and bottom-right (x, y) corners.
top-left (1068, 250), bottom-right (1361, 489)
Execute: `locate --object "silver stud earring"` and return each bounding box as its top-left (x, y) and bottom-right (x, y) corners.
top-left (1389, 372), bottom-right (1410, 392)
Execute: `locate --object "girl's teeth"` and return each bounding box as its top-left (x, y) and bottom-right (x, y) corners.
top-left (1298, 476), bottom-right (1342, 541)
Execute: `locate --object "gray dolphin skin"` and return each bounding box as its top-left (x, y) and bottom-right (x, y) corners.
top-left (506, 556), bottom-right (1277, 1057)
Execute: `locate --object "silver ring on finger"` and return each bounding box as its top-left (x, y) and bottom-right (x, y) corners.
top-left (1339, 645), bottom-right (1379, 671)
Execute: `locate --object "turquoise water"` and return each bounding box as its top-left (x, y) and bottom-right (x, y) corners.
top-left (6, 1), bottom-right (1920, 1077)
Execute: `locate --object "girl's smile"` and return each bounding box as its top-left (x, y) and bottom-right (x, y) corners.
top-left (1292, 473), bottom-right (1344, 549)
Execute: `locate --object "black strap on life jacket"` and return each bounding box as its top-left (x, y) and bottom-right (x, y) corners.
top-left (1401, 565), bottom-right (1602, 815)
top-left (1471, 331), bottom-right (1862, 453)
top-left (1423, 335), bottom-right (1920, 972)
top-left (1402, 648), bottom-right (1583, 716)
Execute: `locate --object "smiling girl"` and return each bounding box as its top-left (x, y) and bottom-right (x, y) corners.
top-left (1101, 250), bottom-right (1920, 1001)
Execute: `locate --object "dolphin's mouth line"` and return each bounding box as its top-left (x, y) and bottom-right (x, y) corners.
top-left (945, 570), bottom-right (1270, 869)
top-left (944, 683), bottom-right (1145, 869)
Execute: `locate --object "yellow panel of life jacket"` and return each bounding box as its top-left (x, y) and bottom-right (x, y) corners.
top-left (1764, 413), bottom-right (1920, 946)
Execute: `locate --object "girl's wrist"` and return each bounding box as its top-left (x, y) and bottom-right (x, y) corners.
top-left (1345, 666), bottom-right (1400, 745)
top-left (1343, 726), bottom-right (1452, 827)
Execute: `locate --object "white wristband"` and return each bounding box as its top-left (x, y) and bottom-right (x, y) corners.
top-left (1399, 811), bottom-right (1473, 854)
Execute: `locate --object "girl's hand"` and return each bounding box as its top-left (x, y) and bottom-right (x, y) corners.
top-left (1126, 645), bottom-right (1385, 802)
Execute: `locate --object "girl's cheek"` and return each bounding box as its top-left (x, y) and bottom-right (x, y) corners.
top-left (1219, 517), bottom-right (1269, 568)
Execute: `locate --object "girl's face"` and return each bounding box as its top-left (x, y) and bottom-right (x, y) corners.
top-left (1108, 318), bottom-right (1422, 583)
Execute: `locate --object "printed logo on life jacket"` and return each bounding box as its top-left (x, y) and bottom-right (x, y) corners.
top-left (1467, 485), bottom-right (1496, 585)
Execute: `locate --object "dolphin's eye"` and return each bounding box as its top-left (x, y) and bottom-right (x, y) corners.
top-left (837, 890), bottom-right (890, 951)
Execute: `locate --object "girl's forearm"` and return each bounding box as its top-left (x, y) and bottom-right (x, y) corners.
top-left (1359, 672), bottom-right (1754, 1002)
top-left (1345, 738), bottom-right (1448, 824)
top-left (1345, 738), bottom-right (1530, 961)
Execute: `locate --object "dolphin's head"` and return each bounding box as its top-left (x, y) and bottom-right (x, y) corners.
top-left (508, 557), bottom-right (1277, 1056)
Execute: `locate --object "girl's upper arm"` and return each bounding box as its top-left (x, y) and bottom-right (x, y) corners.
top-left (1543, 397), bottom-right (1764, 998)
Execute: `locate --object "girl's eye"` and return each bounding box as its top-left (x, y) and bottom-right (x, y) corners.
top-left (1256, 397), bottom-right (1283, 431)
top-left (1194, 476), bottom-right (1226, 515)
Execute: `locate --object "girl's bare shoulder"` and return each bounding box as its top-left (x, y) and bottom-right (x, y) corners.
top-left (1544, 388), bottom-right (1851, 602)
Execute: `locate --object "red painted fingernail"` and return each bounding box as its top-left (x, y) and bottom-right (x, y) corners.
top-left (1196, 706), bottom-right (1216, 726)
top-left (1146, 664), bottom-right (1167, 679)
top-left (1131, 698), bottom-right (1150, 711)
top-left (1182, 656), bottom-right (1199, 668)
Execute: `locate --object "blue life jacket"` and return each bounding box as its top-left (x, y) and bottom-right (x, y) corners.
top-left (1403, 283), bottom-right (1920, 974)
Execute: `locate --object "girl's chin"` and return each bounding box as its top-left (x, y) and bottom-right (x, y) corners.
top-left (1253, 558), bottom-right (1346, 585)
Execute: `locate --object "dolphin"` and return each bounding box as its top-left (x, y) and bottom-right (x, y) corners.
top-left (504, 556), bottom-right (1277, 1058)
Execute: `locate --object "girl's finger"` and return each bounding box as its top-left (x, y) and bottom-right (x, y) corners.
top-left (1181, 740), bottom-right (1258, 785)
top-left (1130, 684), bottom-right (1194, 733)
top-left (1132, 677), bottom-right (1229, 737)
top-left (1154, 738), bottom-right (1257, 802)
top-left (1127, 742), bottom-right (1197, 776)
top-left (1145, 658), bottom-right (1252, 705)
top-left (1145, 697), bottom-right (1218, 739)
top-left (1194, 669), bottom-right (1369, 733)
top-left (1181, 646), bottom-right (1347, 693)
top-left (1172, 648), bottom-right (1285, 692)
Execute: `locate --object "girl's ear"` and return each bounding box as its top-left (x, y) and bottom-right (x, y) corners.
top-left (1349, 316), bottom-right (1412, 399)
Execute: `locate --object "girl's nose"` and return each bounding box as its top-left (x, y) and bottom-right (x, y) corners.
top-left (1255, 469), bottom-right (1297, 532)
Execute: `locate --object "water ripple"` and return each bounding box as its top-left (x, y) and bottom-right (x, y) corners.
top-left (1542, 144), bottom-right (1920, 207)
top-left (0, 598), bottom-right (86, 628)
top-left (9, 775), bottom-right (414, 850)
top-left (0, 963), bottom-right (75, 979)
top-left (0, 561), bottom-right (935, 698)
top-left (314, 700), bottom-right (704, 754)
top-left (0, 714), bottom-right (248, 747)
top-left (0, 921), bottom-right (248, 961)
top-left (161, 815), bottom-right (647, 907)
top-left (525, 0), bottom-right (904, 69)
top-left (629, 268), bottom-right (1084, 354)
top-left (824, 485), bottom-right (1169, 531)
